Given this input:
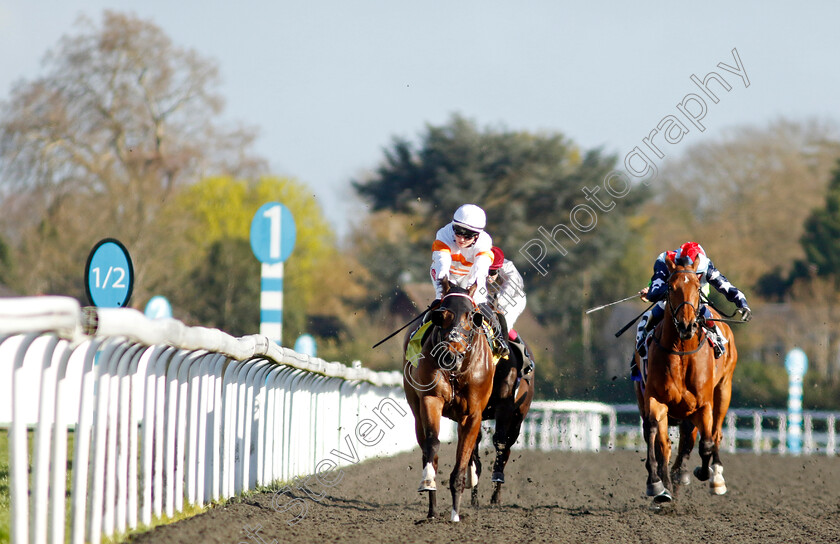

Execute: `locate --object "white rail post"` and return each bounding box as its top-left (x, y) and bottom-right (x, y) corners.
top-left (70, 339), bottom-right (103, 544)
top-left (221, 359), bottom-right (246, 499)
top-left (10, 333), bottom-right (41, 544)
top-left (753, 412), bottom-right (762, 454)
top-left (206, 354), bottom-right (227, 503)
top-left (88, 340), bottom-right (127, 544)
top-left (152, 347), bottom-right (175, 520)
top-left (51, 342), bottom-right (91, 544)
top-left (32, 336), bottom-right (63, 544)
top-left (115, 345), bottom-right (144, 536)
top-left (163, 351), bottom-right (189, 518)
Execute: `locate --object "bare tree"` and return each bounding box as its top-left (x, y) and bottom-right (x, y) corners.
top-left (645, 118), bottom-right (840, 289)
top-left (0, 11), bottom-right (264, 300)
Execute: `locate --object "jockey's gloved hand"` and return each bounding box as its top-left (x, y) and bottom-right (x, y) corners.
top-left (738, 306), bottom-right (752, 322)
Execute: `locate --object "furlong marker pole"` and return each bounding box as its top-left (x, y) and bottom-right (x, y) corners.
top-left (261, 262), bottom-right (284, 343)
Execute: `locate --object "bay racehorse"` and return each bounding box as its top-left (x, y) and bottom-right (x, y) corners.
top-left (634, 255), bottom-right (738, 503)
top-left (403, 278), bottom-right (495, 521)
top-left (469, 334), bottom-right (534, 506)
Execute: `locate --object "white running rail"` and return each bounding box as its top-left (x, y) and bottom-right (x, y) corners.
top-left (0, 296), bottom-right (417, 544)
top-left (0, 296), bottom-right (621, 544)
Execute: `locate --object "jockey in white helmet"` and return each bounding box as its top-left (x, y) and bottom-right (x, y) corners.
top-left (430, 204), bottom-right (494, 303)
top-left (429, 204), bottom-right (508, 357)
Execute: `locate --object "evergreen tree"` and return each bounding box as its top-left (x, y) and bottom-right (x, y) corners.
top-left (800, 159), bottom-right (840, 281)
top-left (352, 114), bottom-right (651, 397)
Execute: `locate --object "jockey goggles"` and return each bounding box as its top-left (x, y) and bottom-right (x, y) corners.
top-left (453, 225), bottom-right (479, 239)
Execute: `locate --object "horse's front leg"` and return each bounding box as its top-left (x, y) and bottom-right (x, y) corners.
top-left (419, 396), bottom-right (443, 518)
top-left (671, 419), bottom-right (696, 492)
top-left (450, 413), bottom-right (482, 522)
top-left (469, 429), bottom-right (482, 507)
top-left (645, 398), bottom-right (673, 503)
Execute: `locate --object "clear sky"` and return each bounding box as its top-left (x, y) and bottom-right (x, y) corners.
top-left (2, 1), bottom-right (839, 237)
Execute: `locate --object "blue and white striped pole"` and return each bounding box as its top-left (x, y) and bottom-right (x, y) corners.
top-left (784, 348), bottom-right (808, 455)
top-left (251, 202), bottom-right (296, 345)
top-left (260, 263), bottom-right (284, 342)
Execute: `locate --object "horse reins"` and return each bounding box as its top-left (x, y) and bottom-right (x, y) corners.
top-left (650, 328), bottom-right (708, 356)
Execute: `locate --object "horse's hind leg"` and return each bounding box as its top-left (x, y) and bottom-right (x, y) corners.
top-left (707, 378), bottom-right (734, 495)
top-left (490, 401), bottom-right (526, 505)
top-left (671, 419), bottom-right (696, 492)
top-left (490, 398), bottom-right (514, 483)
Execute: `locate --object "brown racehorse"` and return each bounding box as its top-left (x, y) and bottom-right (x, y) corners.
top-left (469, 335), bottom-right (534, 506)
top-left (403, 278), bottom-right (495, 521)
top-left (634, 255), bottom-right (738, 503)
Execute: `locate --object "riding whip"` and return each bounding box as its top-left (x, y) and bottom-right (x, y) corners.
top-left (371, 300), bottom-right (440, 349)
top-left (586, 294), bottom-right (641, 314)
top-left (614, 302), bottom-right (656, 338)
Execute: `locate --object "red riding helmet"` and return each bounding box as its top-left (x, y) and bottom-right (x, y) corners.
top-left (666, 242), bottom-right (705, 265)
top-left (678, 241), bottom-right (704, 263)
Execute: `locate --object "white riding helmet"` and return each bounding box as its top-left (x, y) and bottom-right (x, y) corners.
top-left (452, 204), bottom-right (486, 232)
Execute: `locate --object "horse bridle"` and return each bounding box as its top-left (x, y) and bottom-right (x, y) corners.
top-left (434, 292), bottom-right (481, 373)
top-left (666, 270), bottom-right (702, 331)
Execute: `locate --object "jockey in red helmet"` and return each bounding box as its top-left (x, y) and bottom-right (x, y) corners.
top-left (485, 246), bottom-right (527, 334)
top-left (485, 246), bottom-right (533, 375)
top-left (631, 242), bottom-right (751, 382)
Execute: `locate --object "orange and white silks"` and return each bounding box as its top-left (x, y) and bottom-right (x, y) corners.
top-left (429, 223), bottom-right (494, 303)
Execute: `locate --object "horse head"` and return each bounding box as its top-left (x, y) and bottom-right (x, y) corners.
top-left (665, 255), bottom-right (702, 340)
top-left (429, 279), bottom-right (482, 369)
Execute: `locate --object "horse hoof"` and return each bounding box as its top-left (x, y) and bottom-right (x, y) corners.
top-left (491, 471), bottom-right (505, 483)
top-left (653, 489), bottom-right (673, 504)
top-left (418, 479), bottom-right (436, 492)
top-left (677, 471), bottom-right (691, 486)
top-left (693, 466), bottom-right (711, 482)
top-left (450, 509), bottom-right (460, 523)
top-left (646, 481), bottom-right (666, 497)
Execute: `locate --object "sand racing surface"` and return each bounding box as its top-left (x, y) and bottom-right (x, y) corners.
top-left (130, 442), bottom-right (840, 544)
